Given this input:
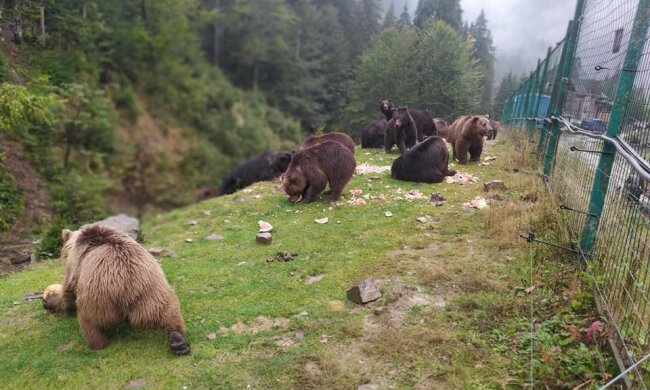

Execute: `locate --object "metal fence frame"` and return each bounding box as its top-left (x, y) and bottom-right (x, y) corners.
top-left (503, 0), bottom-right (650, 386)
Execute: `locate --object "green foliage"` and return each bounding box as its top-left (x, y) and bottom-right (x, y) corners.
top-left (0, 152), bottom-right (23, 232)
top-left (493, 72), bottom-right (519, 120)
top-left (0, 51), bottom-right (9, 83)
top-left (469, 10), bottom-right (496, 114)
top-left (345, 20), bottom-right (481, 137)
top-left (414, 0), bottom-right (462, 30)
top-left (382, 1), bottom-right (396, 29)
top-left (396, 3), bottom-right (412, 30)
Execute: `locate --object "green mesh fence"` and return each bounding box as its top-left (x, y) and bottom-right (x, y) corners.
top-left (503, 0), bottom-right (650, 386)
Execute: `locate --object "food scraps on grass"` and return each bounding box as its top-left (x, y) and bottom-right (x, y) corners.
top-left (258, 220), bottom-right (273, 232)
top-left (445, 172), bottom-right (479, 184)
top-left (462, 197), bottom-right (489, 210)
top-left (314, 217), bottom-right (329, 224)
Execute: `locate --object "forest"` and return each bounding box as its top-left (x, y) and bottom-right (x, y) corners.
top-left (0, 0), bottom-right (518, 254)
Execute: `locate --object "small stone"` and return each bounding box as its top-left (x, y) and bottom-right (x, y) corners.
top-left (188, 219), bottom-right (198, 226)
top-left (306, 274), bottom-right (324, 284)
top-left (185, 238), bottom-right (193, 243)
top-left (416, 216), bottom-right (427, 223)
top-left (256, 233), bottom-right (272, 245)
top-left (358, 384), bottom-right (379, 390)
top-left (205, 234), bottom-right (224, 241)
top-left (484, 180), bottom-right (505, 191)
top-left (346, 278), bottom-right (381, 305)
top-left (203, 210), bottom-right (212, 216)
top-left (148, 247), bottom-right (164, 257)
top-left (206, 332), bottom-right (217, 340)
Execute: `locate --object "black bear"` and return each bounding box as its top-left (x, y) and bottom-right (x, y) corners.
top-left (213, 151), bottom-right (291, 196)
top-left (385, 107), bottom-right (418, 154)
top-left (282, 141), bottom-right (356, 203)
top-left (379, 99), bottom-right (436, 140)
top-left (391, 136), bottom-right (456, 183)
top-left (361, 119), bottom-right (387, 148)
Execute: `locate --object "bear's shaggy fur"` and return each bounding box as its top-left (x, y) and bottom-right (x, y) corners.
top-left (433, 118), bottom-right (450, 140)
top-left (487, 119), bottom-right (499, 140)
top-left (361, 119), bottom-right (387, 148)
top-left (385, 107), bottom-right (418, 154)
top-left (43, 225), bottom-right (190, 355)
top-left (283, 141), bottom-right (356, 203)
top-left (302, 132), bottom-right (355, 154)
top-left (391, 136), bottom-right (456, 183)
top-left (214, 151), bottom-right (291, 197)
top-left (378, 99), bottom-right (435, 141)
top-left (448, 115), bottom-right (493, 164)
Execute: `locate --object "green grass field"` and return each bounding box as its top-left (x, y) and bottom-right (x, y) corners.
top-left (0, 136), bottom-right (613, 389)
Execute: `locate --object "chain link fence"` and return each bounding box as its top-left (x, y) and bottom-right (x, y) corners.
top-left (503, 0), bottom-right (650, 386)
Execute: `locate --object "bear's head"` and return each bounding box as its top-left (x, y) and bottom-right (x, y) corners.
top-left (282, 163), bottom-right (307, 202)
top-left (394, 107), bottom-right (411, 128)
top-left (378, 100), bottom-right (396, 118)
top-left (470, 115), bottom-right (492, 137)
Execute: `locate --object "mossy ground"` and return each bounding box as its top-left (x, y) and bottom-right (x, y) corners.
top-left (0, 133), bottom-right (613, 389)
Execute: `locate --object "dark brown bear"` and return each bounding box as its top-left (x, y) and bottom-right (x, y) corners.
top-left (385, 107), bottom-right (418, 154)
top-left (433, 118), bottom-right (450, 140)
top-left (43, 225), bottom-right (190, 355)
top-left (283, 141), bottom-right (356, 203)
top-left (361, 119), bottom-right (387, 148)
top-left (379, 99), bottom-right (436, 140)
top-left (301, 132), bottom-right (355, 154)
top-left (448, 115), bottom-right (493, 164)
top-left (487, 119), bottom-right (499, 140)
top-left (391, 136), bottom-right (456, 183)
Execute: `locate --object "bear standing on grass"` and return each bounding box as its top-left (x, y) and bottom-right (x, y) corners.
top-left (385, 107), bottom-right (418, 154)
top-left (379, 99), bottom-right (436, 140)
top-left (301, 132), bottom-right (356, 154)
top-left (391, 136), bottom-right (456, 183)
top-left (282, 141), bottom-right (356, 203)
top-left (42, 225), bottom-right (191, 355)
top-left (448, 115), bottom-right (493, 164)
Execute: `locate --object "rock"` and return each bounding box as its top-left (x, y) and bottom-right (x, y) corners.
top-left (185, 238), bottom-right (193, 243)
top-left (187, 219), bottom-right (198, 226)
top-left (347, 278), bottom-right (381, 305)
top-left (358, 385), bottom-right (379, 390)
top-left (415, 216), bottom-right (427, 223)
top-left (203, 210), bottom-right (212, 216)
top-left (84, 214), bottom-right (140, 241)
top-left (484, 180), bottom-right (505, 191)
top-left (204, 234), bottom-right (224, 241)
top-left (148, 247), bottom-right (164, 257)
top-left (256, 233), bottom-right (272, 245)
top-left (206, 333), bottom-right (217, 340)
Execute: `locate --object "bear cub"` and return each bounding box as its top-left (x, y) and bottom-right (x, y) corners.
top-left (43, 225), bottom-right (191, 355)
top-left (391, 136), bottom-right (456, 183)
top-left (283, 141), bottom-right (356, 203)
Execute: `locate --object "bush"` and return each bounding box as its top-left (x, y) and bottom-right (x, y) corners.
top-left (0, 52), bottom-right (9, 83)
top-left (0, 152), bottom-right (23, 232)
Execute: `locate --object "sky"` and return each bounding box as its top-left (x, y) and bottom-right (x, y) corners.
top-left (385, 0), bottom-right (576, 85)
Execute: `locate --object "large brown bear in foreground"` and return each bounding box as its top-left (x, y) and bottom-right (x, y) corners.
top-left (301, 132), bottom-right (355, 154)
top-left (448, 115), bottom-right (493, 164)
top-left (283, 141), bottom-right (356, 203)
top-left (391, 136), bottom-right (456, 183)
top-left (43, 225), bottom-right (190, 355)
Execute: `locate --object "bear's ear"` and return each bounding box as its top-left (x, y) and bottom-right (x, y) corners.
top-left (471, 116), bottom-right (480, 124)
top-left (61, 229), bottom-right (73, 243)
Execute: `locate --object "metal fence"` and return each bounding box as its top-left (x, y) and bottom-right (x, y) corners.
top-left (502, 0), bottom-right (650, 386)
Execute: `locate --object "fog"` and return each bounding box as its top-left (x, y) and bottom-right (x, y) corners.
top-left (383, 0), bottom-right (576, 85)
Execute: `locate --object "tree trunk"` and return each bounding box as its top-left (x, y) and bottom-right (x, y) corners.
top-left (13, 3), bottom-right (23, 44)
top-left (39, 6), bottom-right (45, 47)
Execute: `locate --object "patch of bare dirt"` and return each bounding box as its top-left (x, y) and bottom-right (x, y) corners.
top-left (219, 315), bottom-right (290, 335)
top-left (380, 284), bottom-right (446, 327)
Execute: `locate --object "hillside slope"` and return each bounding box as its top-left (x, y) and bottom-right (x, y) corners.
top-left (0, 136), bottom-right (613, 388)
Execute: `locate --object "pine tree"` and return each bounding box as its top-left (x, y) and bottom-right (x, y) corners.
top-left (382, 1), bottom-right (396, 29)
top-left (350, 0), bottom-right (383, 57)
top-left (469, 10), bottom-right (496, 113)
top-left (396, 3), bottom-right (412, 30)
top-left (414, 0), bottom-right (462, 30)
top-left (492, 72), bottom-right (519, 120)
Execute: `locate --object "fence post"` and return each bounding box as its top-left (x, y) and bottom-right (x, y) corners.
top-left (526, 59), bottom-right (543, 138)
top-left (579, 0), bottom-right (650, 255)
top-left (536, 47), bottom-right (552, 154)
top-left (511, 83), bottom-right (523, 128)
top-left (520, 71), bottom-right (534, 129)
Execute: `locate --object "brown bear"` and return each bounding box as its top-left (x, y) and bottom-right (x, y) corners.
top-left (391, 136), bottom-right (456, 183)
top-left (447, 115), bottom-right (493, 164)
top-left (487, 119), bottom-right (499, 140)
top-left (43, 225), bottom-right (190, 355)
top-left (361, 119), bottom-right (387, 148)
top-left (379, 99), bottom-right (436, 141)
top-left (301, 132), bottom-right (355, 154)
top-left (283, 141), bottom-right (356, 203)
top-left (433, 118), bottom-right (450, 141)
top-left (385, 107), bottom-right (418, 154)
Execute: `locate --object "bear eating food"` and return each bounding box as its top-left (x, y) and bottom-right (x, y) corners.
top-left (42, 224), bottom-right (191, 355)
top-left (282, 141), bottom-right (356, 203)
top-left (391, 136), bottom-right (456, 183)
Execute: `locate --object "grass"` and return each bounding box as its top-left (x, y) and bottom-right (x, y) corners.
top-left (0, 133), bottom-right (615, 389)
